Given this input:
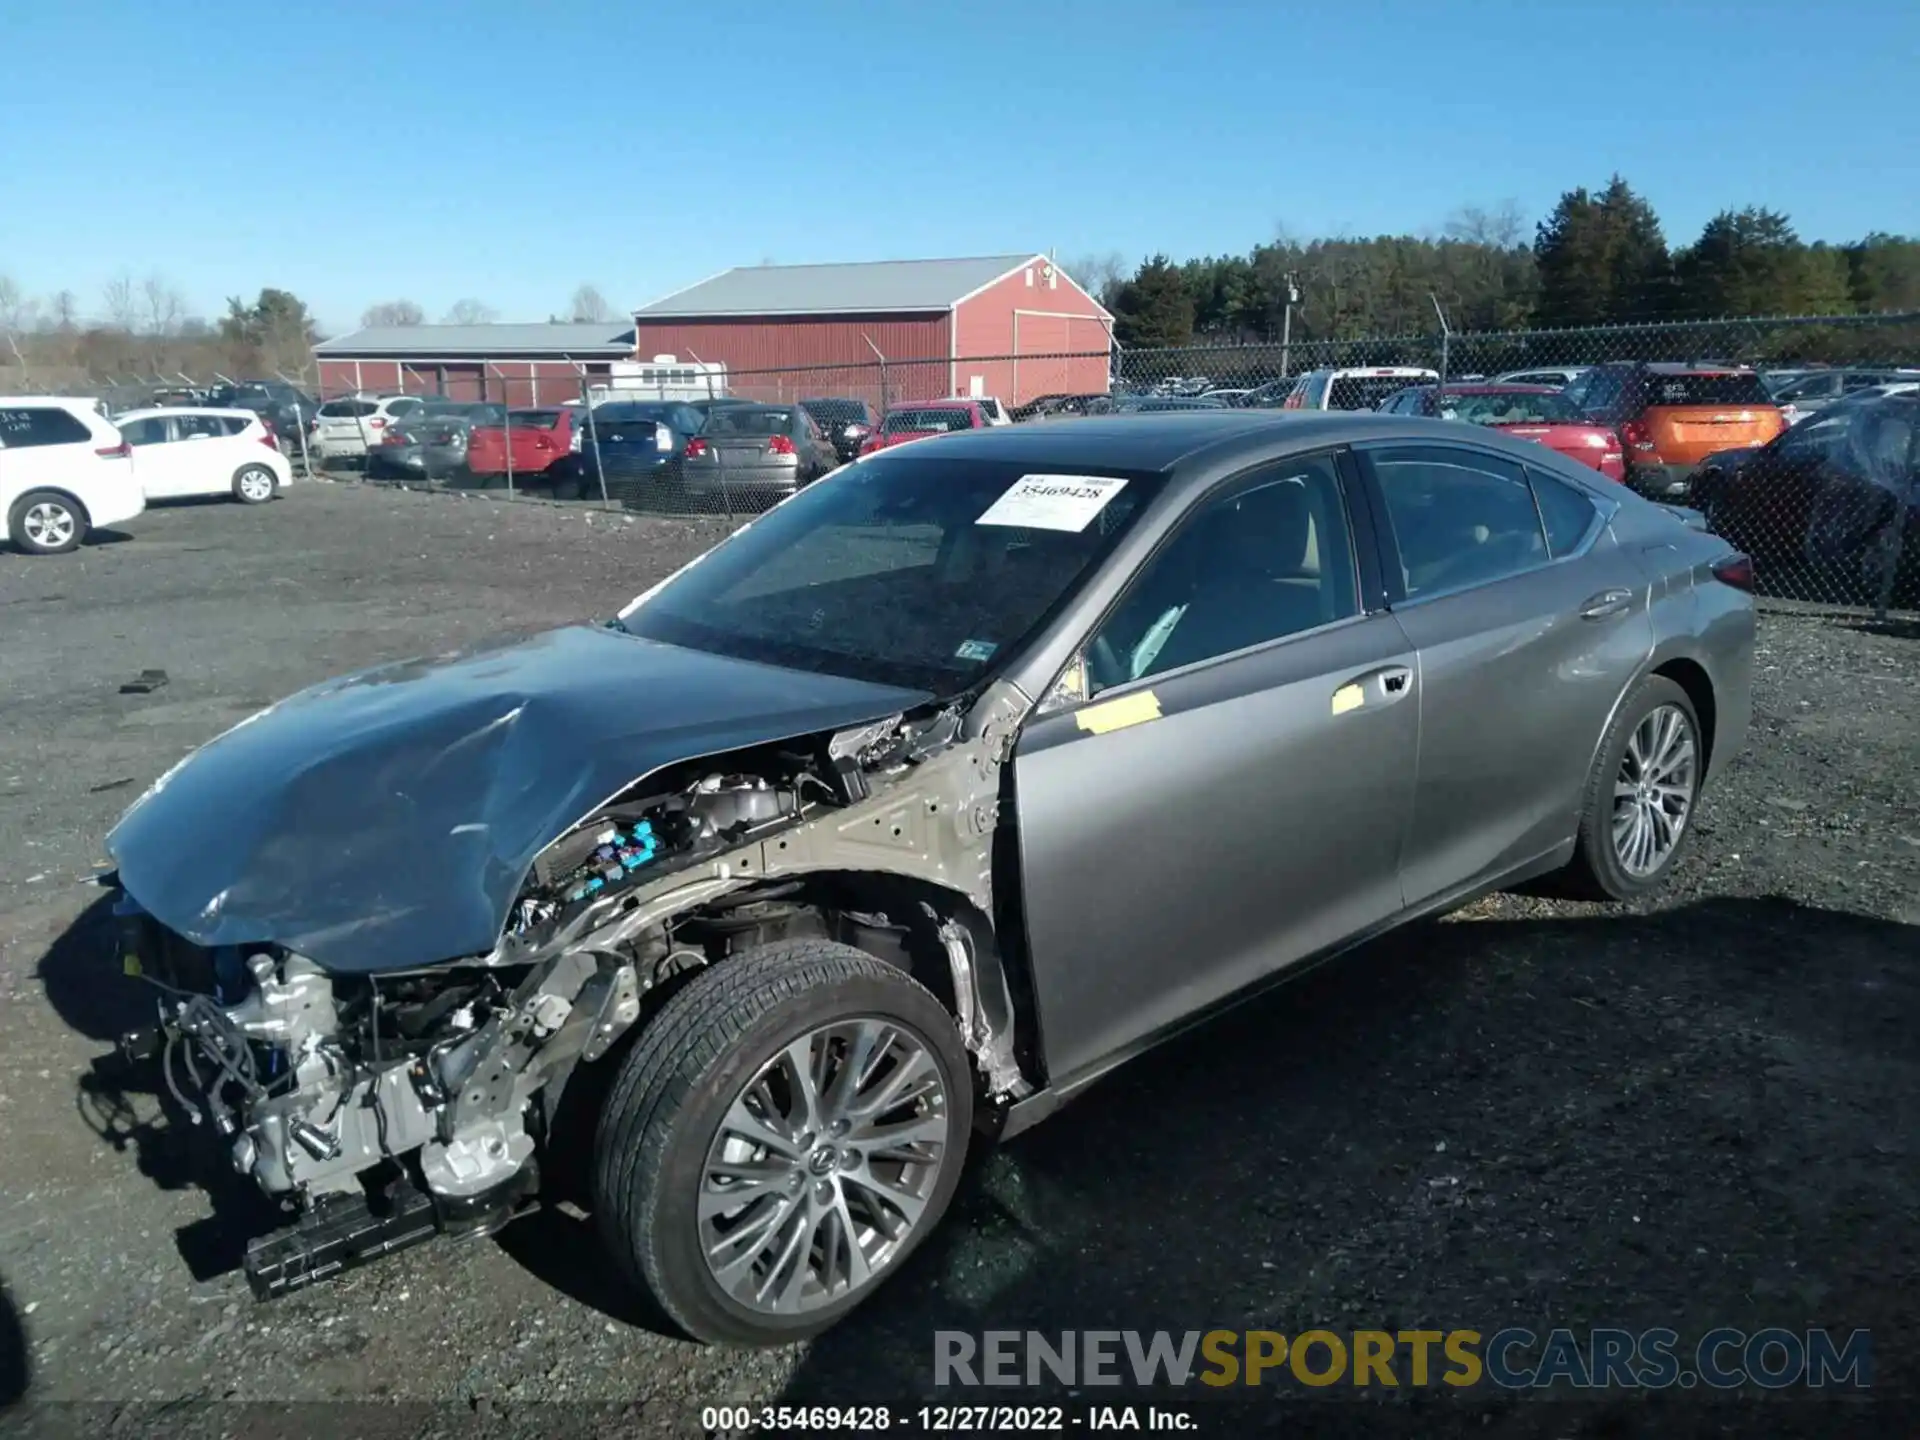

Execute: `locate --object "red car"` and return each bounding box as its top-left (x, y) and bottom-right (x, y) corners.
top-left (465, 406), bottom-right (579, 480)
top-left (858, 401), bottom-right (991, 455)
top-left (1378, 384), bottom-right (1627, 481)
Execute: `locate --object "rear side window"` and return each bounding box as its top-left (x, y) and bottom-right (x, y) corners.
top-left (0, 406), bottom-right (91, 448)
top-left (176, 414), bottom-right (230, 439)
top-left (1369, 445), bottom-right (1549, 596)
top-left (1645, 372), bottom-right (1773, 407)
top-left (1529, 469), bottom-right (1600, 557)
top-left (320, 399), bottom-right (377, 418)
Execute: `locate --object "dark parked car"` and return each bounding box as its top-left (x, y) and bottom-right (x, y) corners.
top-left (1695, 390), bottom-right (1918, 614)
top-left (680, 402), bottom-right (839, 506)
top-left (103, 411), bottom-right (1752, 1346)
top-left (562, 399), bottom-right (707, 502)
top-left (799, 398), bottom-right (882, 464)
top-left (365, 400), bottom-right (505, 479)
top-left (205, 382), bottom-right (320, 447)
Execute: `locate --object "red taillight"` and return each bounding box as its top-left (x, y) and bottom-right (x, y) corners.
top-left (95, 441), bottom-right (130, 459)
top-left (685, 437), bottom-right (711, 459)
top-left (1711, 553), bottom-right (1755, 592)
top-left (766, 433), bottom-right (796, 456)
top-left (260, 432), bottom-right (280, 450)
top-left (1620, 419), bottom-right (1656, 453)
top-left (368, 417), bottom-right (385, 429)
top-left (381, 429), bottom-right (408, 445)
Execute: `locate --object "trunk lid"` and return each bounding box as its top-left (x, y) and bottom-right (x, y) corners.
top-left (1644, 404), bottom-right (1784, 464)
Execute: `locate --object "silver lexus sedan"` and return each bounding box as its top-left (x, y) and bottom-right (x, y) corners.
top-left (103, 411), bottom-right (1752, 1345)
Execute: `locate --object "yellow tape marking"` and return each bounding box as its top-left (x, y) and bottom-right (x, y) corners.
top-left (1331, 683), bottom-right (1365, 716)
top-left (1076, 690), bottom-right (1163, 735)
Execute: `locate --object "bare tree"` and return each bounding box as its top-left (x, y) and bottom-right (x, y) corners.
top-left (1058, 251), bottom-right (1128, 307)
top-left (141, 273), bottom-right (184, 335)
top-left (0, 274), bottom-right (30, 368)
top-left (362, 299), bottom-right (425, 328)
top-left (50, 290), bottom-right (78, 331)
top-left (103, 273), bottom-right (140, 332)
top-left (442, 298), bottom-right (498, 325)
top-left (1444, 201), bottom-right (1527, 250)
top-left (567, 283), bottom-right (614, 322)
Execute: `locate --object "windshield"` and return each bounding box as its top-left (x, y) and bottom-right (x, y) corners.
top-left (508, 409), bottom-right (561, 429)
top-left (706, 407), bottom-right (792, 437)
top-left (1329, 374), bottom-right (1433, 410)
top-left (615, 454), bottom-right (1167, 692)
top-left (593, 402), bottom-right (703, 434)
top-left (1435, 390), bottom-right (1578, 425)
top-left (883, 407), bottom-right (973, 435)
top-left (1644, 372), bottom-right (1774, 406)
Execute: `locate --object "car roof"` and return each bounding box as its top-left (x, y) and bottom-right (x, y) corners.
top-left (877, 409), bottom-right (1572, 477)
top-left (0, 394), bottom-right (106, 406)
top-left (117, 406), bottom-right (258, 420)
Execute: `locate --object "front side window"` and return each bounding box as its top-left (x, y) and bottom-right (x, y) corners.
top-left (617, 455), bottom-right (1165, 693)
top-left (120, 417), bottom-right (168, 446)
top-left (1087, 455), bottom-right (1358, 692)
top-left (1370, 445), bottom-right (1548, 597)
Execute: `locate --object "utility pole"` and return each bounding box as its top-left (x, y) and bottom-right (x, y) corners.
top-left (1279, 272), bottom-right (1301, 378)
top-left (1430, 293), bottom-right (1452, 389)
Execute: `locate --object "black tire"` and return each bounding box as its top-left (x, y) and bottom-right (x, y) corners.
top-left (593, 939), bottom-right (972, 1346)
top-left (1556, 674), bottom-right (1704, 901)
top-left (231, 464), bottom-right (278, 504)
top-left (7, 489), bottom-right (89, 555)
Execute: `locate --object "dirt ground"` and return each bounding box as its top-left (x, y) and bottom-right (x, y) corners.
top-left (0, 482), bottom-right (1915, 1438)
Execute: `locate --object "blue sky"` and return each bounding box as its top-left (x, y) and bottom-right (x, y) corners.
top-left (3, 0), bottom-right (1915, 335)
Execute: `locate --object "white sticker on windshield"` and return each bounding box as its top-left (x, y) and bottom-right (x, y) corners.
top-left (975, 474), bottom-right (1128, 532)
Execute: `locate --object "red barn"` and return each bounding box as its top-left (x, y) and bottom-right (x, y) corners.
top-left (629, 254), bottom-right (1112, 408)
top-left (313, 323), bottom-right (637, 406)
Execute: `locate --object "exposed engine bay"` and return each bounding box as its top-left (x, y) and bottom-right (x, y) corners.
top-left (110, 688), bottom-right (1035, 1300)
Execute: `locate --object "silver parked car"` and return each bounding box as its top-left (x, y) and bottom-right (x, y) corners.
top-left (103, 411), bottom-right (1752, 1345)
top-left (679, 402), bottom-right (840, 506)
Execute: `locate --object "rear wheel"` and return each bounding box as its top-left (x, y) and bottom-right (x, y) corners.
top-left (593, 940), bottom-right (971, 1345)
top-left (232, 465), bottom-right (277, 504)
top-left (8, 490), bottom-right (88, 555)
top-left (1556, 675), bottom-right (1703, 901)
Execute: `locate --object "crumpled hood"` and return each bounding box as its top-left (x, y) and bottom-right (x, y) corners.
top-left (106, 624), bottom-right (930, 973)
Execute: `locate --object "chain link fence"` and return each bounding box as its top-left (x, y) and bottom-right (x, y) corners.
top-left (36, 311), bottom-right (1910, 612)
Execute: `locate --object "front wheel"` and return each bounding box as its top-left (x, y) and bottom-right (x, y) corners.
top-left (593, 940), bottom-right (972, 1345)
top-left (1557, 675), bottom-right (1704, 901)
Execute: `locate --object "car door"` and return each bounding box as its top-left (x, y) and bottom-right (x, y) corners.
top-left (1354, 442), bottom-right (1655, 905)
top-left (122, 415), bottom-right (192, 497)
top-left (169, 413), bottom-right (235, 496)
top-left (1011, 450), bottom-right (1420, 1085)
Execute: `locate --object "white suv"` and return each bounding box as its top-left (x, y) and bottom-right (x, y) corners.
top-left (312, 394), bottom-right (431, 460)
top-left (117, 407), bottom-right (292, 503)
top-left (1, 396), bottom-right (146, 554)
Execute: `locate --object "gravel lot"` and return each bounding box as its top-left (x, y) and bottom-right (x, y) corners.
top-left (1, 482), bottom-right (1915, 1437)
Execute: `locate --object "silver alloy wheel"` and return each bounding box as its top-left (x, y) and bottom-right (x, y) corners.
top-left (22, 501), bottom-right (76, 549)
top-left (237, 468), bottom-right (275, 501)
top-left (698, 1016), bottom-right (950, 1316)
top-left (1612, 702), bottom-right (1697, 877)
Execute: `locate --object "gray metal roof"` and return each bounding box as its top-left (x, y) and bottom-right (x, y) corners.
top-left (315, 323), bottom-right (636, 358)
top-left (634, 255), bottom-right (1048, 319)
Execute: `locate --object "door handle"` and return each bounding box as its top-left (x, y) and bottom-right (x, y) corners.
top-left (1333, 664), bottom-right (1413, 714)
top-left (1579, 588), bottom-right (1635, 619)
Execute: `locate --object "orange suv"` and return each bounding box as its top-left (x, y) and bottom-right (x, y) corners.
top-left (1564, 362), bottom-right (1784, 500)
